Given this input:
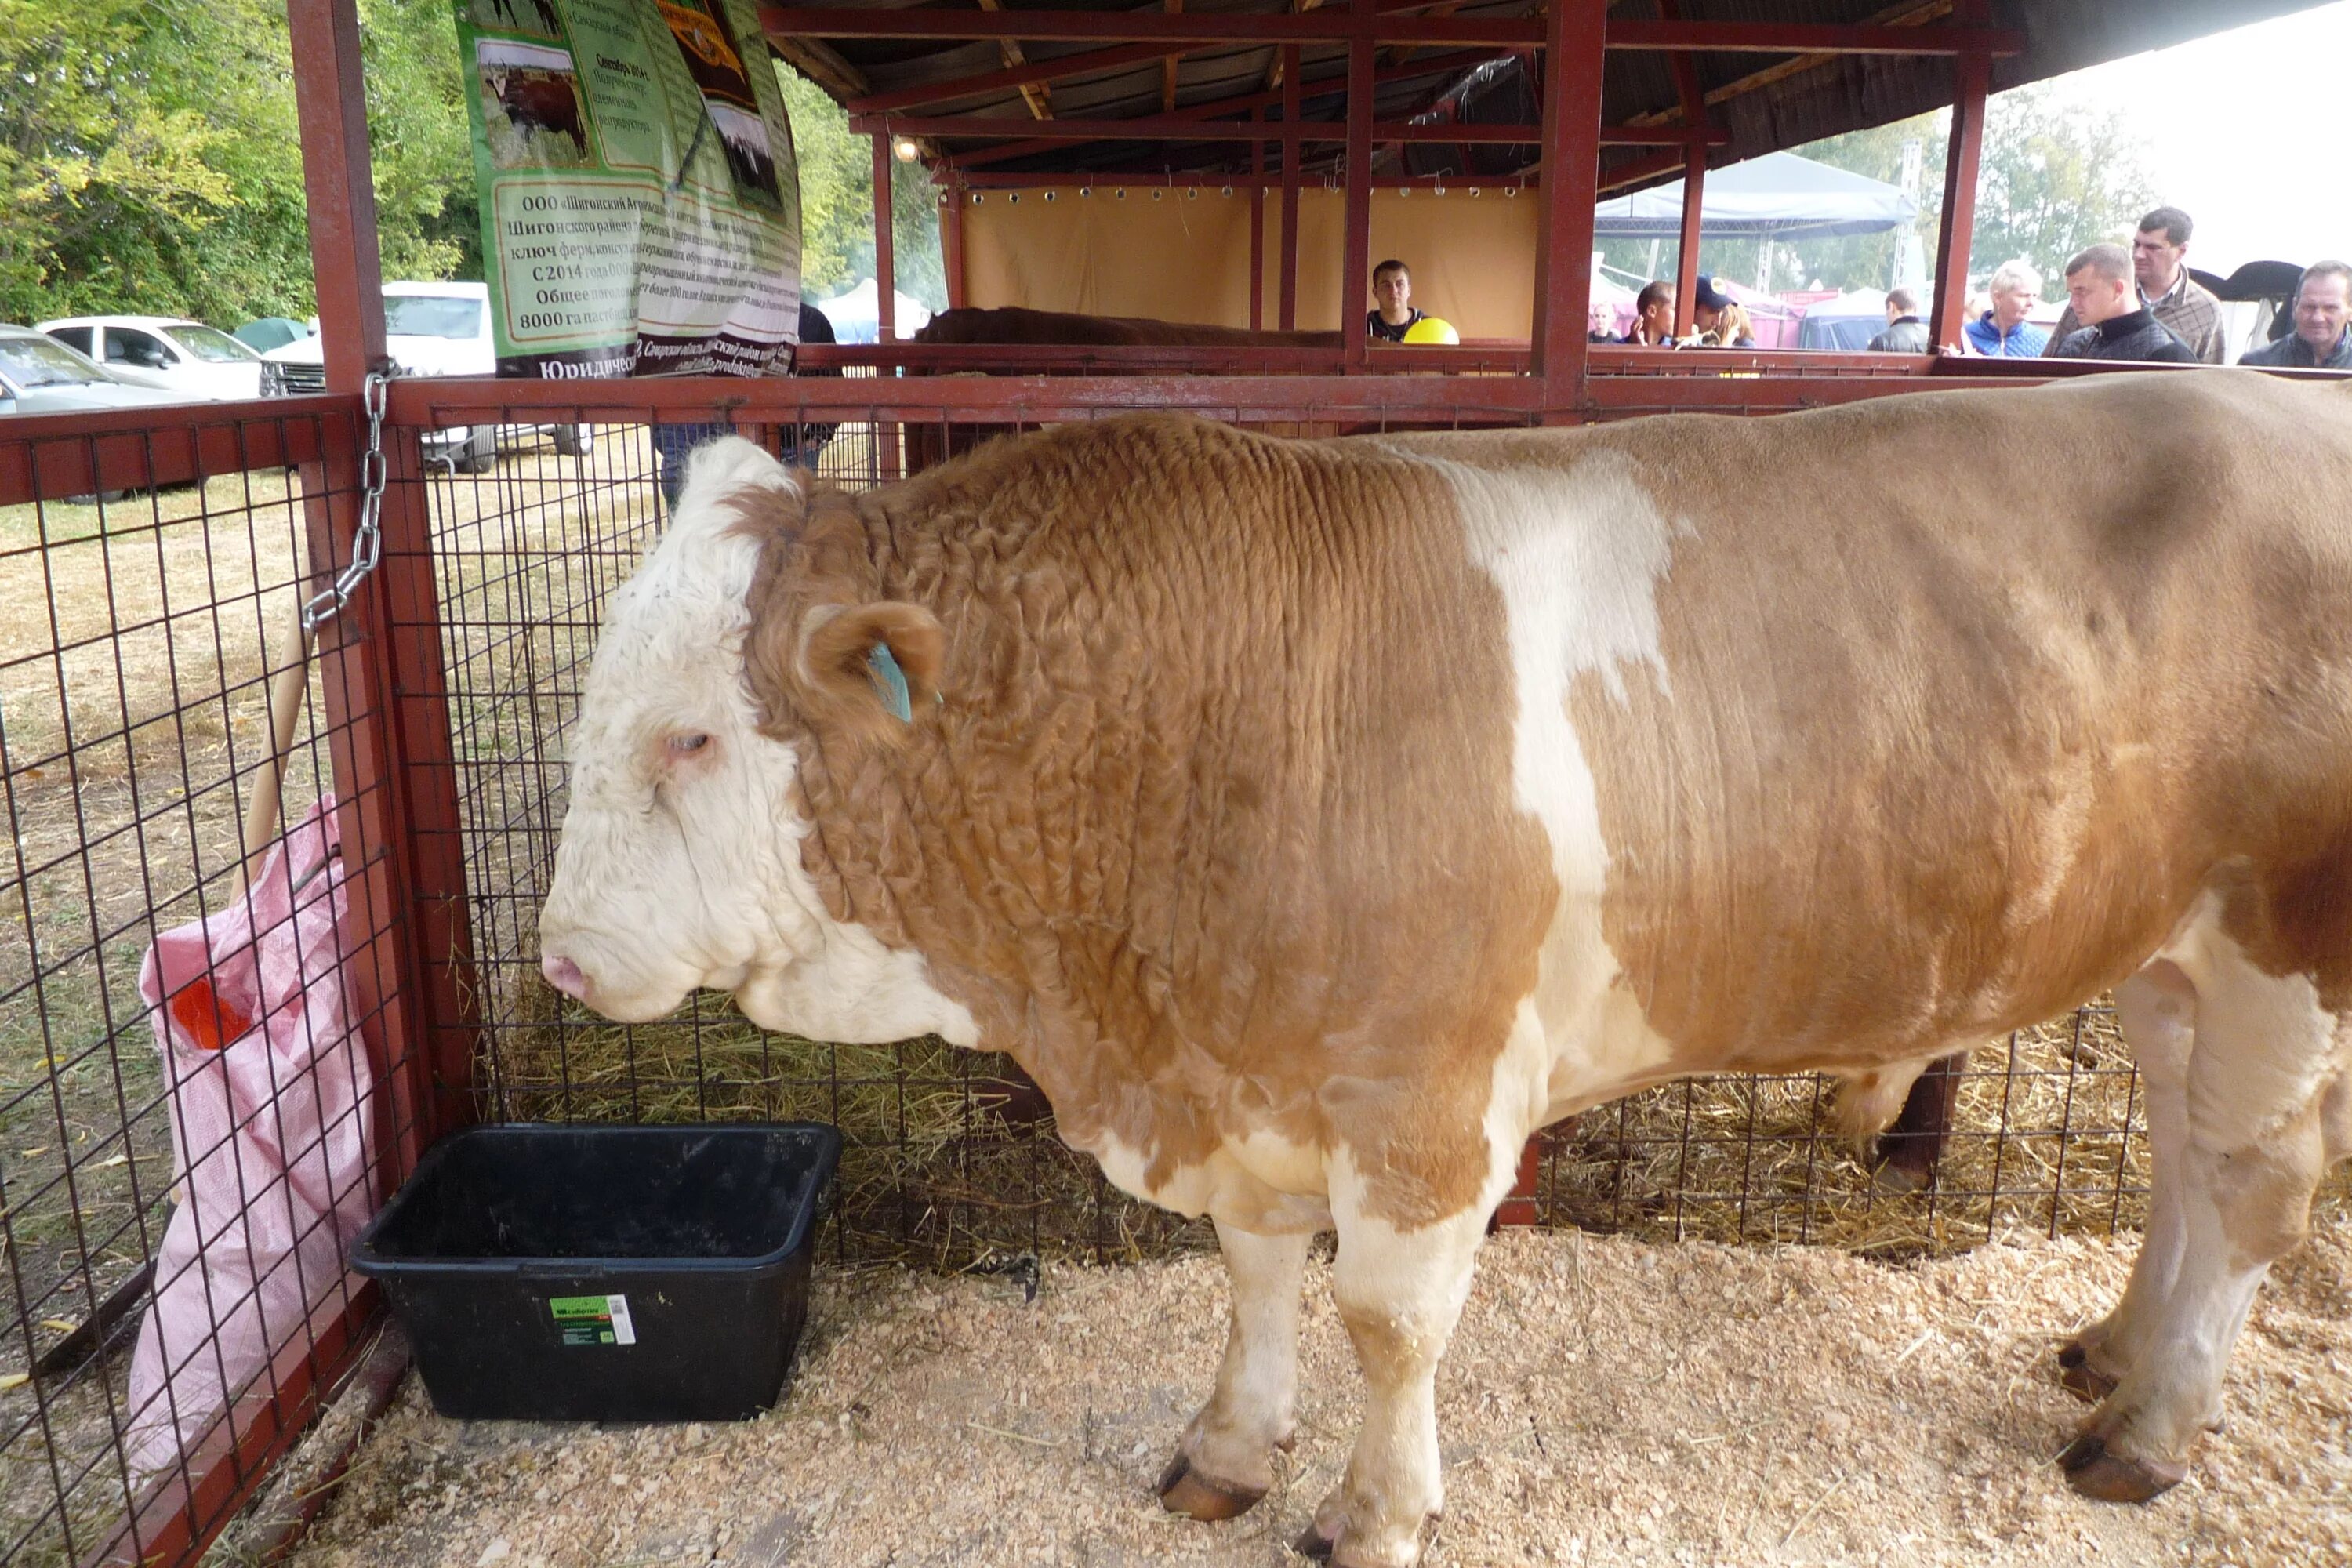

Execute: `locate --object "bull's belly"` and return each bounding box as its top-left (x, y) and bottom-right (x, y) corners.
top-left (1085, 1124), bottom-right (1335, 1234)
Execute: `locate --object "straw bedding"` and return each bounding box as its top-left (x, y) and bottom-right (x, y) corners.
top-left (285, 1211), bottom-right (2351, 1567)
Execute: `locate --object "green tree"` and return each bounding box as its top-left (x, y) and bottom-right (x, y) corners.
top-left (777, 65), bottom-right (946, 310)
top-left (1961, 85), bottom-right (2157, 288)
top-left (1600, 84), bottom-right (2154, 301)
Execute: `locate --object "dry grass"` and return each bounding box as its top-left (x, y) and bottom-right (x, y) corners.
top-left (283, 1214), bottom-right (2352, 1567)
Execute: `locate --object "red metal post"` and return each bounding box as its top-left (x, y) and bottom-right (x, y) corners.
top-left (1250, 115), bottom-right (1265, 331)
top-left (1933, 52), bottom-right (1989, 351)
top-left (1531, 0), bottom-right (1606, 416)
top-left (941, 175), bottom-right (967, 308)
top-left (873, 133), bottom-right (897, 340)
top-left (286, 0), bottom-right (386, 392)
top-left (1279, 46), bottom-right (1301, 331)
top-left (1342, 0), bottom-right (1374, 370)
top-left (1661, 0), bottom-right (1707, 341)
top-left (1674, 145), bottom-right (1704, 338)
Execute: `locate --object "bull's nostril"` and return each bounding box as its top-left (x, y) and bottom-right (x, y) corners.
top-left (542, 954), bottom-right (589, 1000)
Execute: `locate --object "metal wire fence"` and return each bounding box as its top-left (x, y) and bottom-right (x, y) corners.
top-left (5, 377), bottom-right (2277, 1566)
top-left (1, 405), bottom-right (421, 1566)
top-left (401, 400), bottom-right (2161, 1273)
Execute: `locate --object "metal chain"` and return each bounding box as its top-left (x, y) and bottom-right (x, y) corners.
top-left (301, 368), bottom-right (393, 633)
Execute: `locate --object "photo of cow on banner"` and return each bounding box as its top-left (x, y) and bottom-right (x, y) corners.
top-left (451, 0), bottom-right (801, 379)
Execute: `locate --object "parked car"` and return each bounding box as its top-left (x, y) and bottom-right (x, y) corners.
top-left (38, 315), bottom-right (265, 402)
top-left (0, 324), bottom-right (189, 416)
top-left (260, 281), bottom-right (583, 471)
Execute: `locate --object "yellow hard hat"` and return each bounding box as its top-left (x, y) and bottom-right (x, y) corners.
top-left (1401, 316), bottom-right (1461, 345)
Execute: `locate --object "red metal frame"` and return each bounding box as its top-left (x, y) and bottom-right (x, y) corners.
top-left (873, 133), bottom-right (897, 340)
top-left (288, 0), bottom-right (386, 394)
top-left (1279, 45), bottom-right (1301, 330)
top-left (941, 176), bottom-right (968, 308)
top-left (1933, 49), bottom-right (1991, 350)
top-left (1341, 0), bottom-right (1375, 372)
top-left (764, 8), bottom-right (2024, 53)
top-left (1250, 120), bottom-right (1266, 330)
top-left (1530, 0), bottom-right (1604, 416)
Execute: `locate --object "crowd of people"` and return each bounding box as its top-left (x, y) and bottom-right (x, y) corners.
top-left (1364, 204), bottom-right (2352, 372)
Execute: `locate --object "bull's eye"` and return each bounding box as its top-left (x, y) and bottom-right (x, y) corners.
top-left (667, 732), bottom-right (711, 757)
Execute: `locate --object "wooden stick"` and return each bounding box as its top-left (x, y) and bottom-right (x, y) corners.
top-left (237, 597), bottom-right (316, 897)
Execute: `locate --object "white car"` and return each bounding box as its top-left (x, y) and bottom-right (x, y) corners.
top-left (260, 281), bottom-right (582, 471)
top-left (38, 316), bottom-right (265, 402)
top-left (0, 325), bottom-right (187, 416)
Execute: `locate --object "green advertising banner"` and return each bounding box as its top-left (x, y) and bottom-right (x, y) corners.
top-left (452, 0), bottom-right (801, 378)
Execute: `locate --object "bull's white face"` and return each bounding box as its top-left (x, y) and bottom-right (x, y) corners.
top-left (535, 438), bottom-right (978, 1047)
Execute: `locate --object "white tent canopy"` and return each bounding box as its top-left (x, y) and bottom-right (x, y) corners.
top-left (812, 277), bottom-right (935, 343)
top-left (1594, 151), bottom-right (1919, 242)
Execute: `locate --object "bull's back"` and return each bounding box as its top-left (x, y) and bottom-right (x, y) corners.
top-left (1382, 373), bottom-right (2352, 1075)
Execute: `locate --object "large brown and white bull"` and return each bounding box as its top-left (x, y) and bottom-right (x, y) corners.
top-left (540, 372), bottom-right (2352, 1566)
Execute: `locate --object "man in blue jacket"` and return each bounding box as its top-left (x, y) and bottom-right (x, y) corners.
top-left (1963, 260), bottom-right (2049, 356)
top-left (2241, 262), bottom-right (2352, 369)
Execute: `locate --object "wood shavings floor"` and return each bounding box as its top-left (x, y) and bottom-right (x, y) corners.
top-left (288, 1217), bottom-right (2352, 1567)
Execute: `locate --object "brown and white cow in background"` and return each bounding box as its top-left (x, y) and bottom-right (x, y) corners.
top-left (541, 372), bottom-right (2352, 1566)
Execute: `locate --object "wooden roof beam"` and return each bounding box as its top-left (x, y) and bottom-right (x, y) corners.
top-left (771, 34), bottom-right (869, 99)
top-left (847, 42), bottom-right (1173, 115)
top-left (973, 0), bottom-right (1054, 118)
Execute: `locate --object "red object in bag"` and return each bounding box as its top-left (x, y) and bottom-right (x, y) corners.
top-left (168, 976), bottom-right (251, 1052)
top-left (124, 799), bottom-right (376, 1479)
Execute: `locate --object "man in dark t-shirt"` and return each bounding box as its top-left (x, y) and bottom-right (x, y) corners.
top-left (1367, 259), bottom-right (1426, 343)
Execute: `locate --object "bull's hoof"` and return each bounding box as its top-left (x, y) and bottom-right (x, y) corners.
top-left (2055, 1340), bottom-right (2118, 1404)
top-left (1156, 1454), bottom-right (1266, 1522)
top-left (1872, 1157), bottom-right (1933, 1195)
top-left (2056, 1433), bottom-right (2187, 1503)
top-left (1293, 1519), bottom-right (1338, 1559)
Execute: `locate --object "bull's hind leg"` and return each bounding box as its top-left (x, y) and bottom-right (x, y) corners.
top-left (2060, 916), bottom-right (2348, 1503)
top-left (1158, 1222), bottom-right (1312, 1521)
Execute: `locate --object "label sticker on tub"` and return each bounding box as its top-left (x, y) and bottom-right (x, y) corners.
top-left (550, 1294), bottom-right (637, 1347)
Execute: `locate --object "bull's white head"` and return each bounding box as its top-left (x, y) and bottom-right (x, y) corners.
top-left (535, 438), bottom-right (978, 1047)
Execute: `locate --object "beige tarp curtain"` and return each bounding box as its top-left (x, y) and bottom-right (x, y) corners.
top-left (961, 187), bottom-right (1541, 339)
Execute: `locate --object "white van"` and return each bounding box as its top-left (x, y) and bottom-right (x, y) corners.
top-left (262, 282), bottom-right (582, 471)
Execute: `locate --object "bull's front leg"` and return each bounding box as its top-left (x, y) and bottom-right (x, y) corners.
top-left (1295, 1185), bottom-right (1490, 1568)
top-left (1158, 1221), bottom-right (1312, 1520)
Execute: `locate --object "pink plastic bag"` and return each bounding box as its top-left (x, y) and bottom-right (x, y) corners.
top-left (125, 799), bottom-right (376, 1478)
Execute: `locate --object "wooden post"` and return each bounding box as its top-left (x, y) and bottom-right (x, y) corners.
top-left (1674, 143), bottom-right (1704, 339)
top-left (1279, 45), bottom-right (1301, 331)
top-left (873, 133), bottom-right (897, 340)
top-left (1932, 52), bottom-right (1989, 351)
top-left (1530, 0), bottom-right (1606, 417)
top-left (1250, 112), bottom-right (1265, 331)
top-left (1341, 0), bottom-right (1375, 369)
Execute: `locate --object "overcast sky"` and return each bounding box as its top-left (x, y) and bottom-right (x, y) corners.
top-left (2028, 2), bottom-right (2349, 272)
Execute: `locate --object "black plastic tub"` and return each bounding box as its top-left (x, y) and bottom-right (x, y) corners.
top-left (353, 1123), bottom-right (839, 1421)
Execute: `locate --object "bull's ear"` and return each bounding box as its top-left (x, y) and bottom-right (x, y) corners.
top-left (795, 601), bottom-right (946, 744)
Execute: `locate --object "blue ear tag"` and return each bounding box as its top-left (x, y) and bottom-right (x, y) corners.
top-left (866, 641), bottom-right (913, 723)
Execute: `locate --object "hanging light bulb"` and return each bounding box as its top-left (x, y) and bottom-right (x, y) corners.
top-left (892, 136), bottom-right (920, 163)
